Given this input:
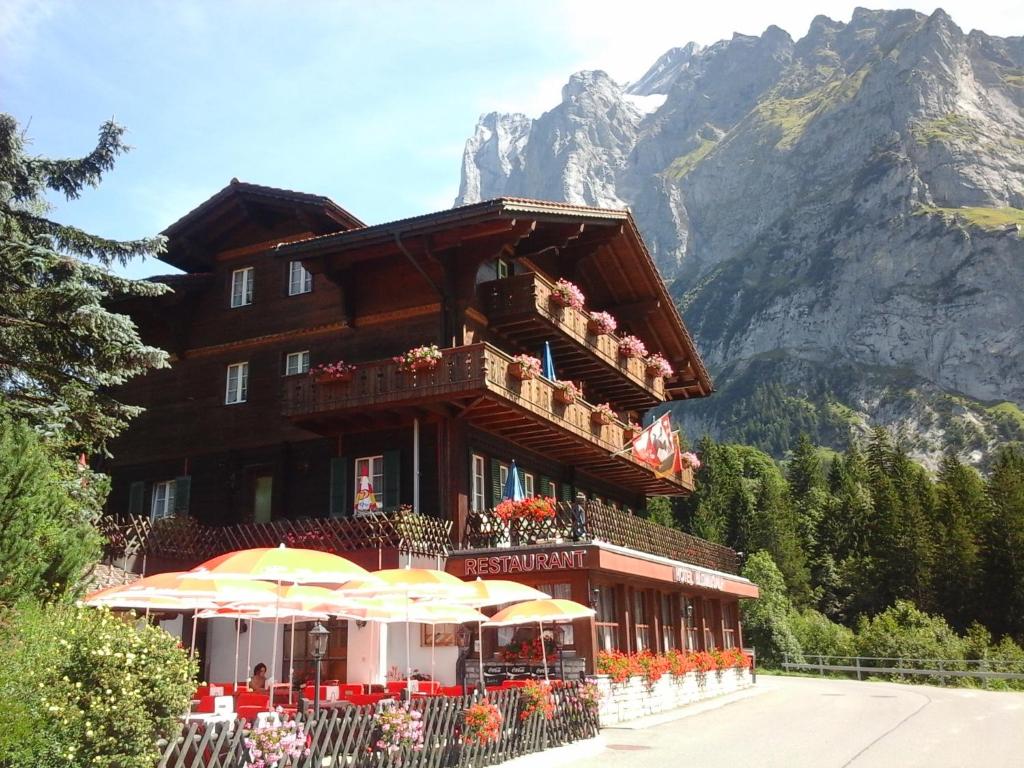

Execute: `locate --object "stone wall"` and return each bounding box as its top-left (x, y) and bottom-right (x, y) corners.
top-left (595, 668), bottom-right (753, 725)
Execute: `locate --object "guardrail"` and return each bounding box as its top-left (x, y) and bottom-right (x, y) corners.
top-left (782, 654), bottom-right (1024, 684)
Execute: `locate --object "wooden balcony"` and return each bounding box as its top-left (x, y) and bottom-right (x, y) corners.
top-left (462, 501), bottom-right (740, 574)
top-left (479, 272), bottom-right (666, 411)
top-left (284, 343), bottom-right (694, 495)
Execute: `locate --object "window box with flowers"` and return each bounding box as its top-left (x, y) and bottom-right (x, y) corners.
top-left (394, 344), bottom-right (443, 374)
top-left (552, 379), bottom-right (582, 405)
top-left (494, 496), bottom-right (556, 523)
top-left (586, 310), bottom-right (617, 336)
top-left (680, 451), bottom-right (701, 471)
top-left (508, 353), bottom-right (541, 381)
top-left (549, 278), bottom-right (585, 310)
top-left (621, 421), bottom-right (642, 443)
top-left (591, 402), bottom-right (616, 426)
top-left (645, 354), bottom-right (673, 380)
top-left (310, 361), bottom-right (357, 384)
top-left (618, 335), bottom-right (648, 360)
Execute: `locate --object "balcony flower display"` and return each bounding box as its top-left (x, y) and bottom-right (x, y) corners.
top-left (622, 421), bottom-right (642, 442)
top-left (552, 379), bottom-right (582, 405)
top-left (680, 451), bottom-right (701, 471)
top-left (645, 354), bottom-right (673, 380)
top-left (618, 334), bottom-right (648, 359)
top-left (394, 344), bottom-right (442, 373)
top-left (508, 353), bottom-right (542, 381)
top-left (549, 278), bottom-right (586, 310)
top-left (464, 700), bottom-right (502, 745)
top-left (591, 402), bottom-right (616, 426)
top-left (586, 310), bottom-right (617, 336)
top-left (494, 496), bottom-right (557, 523)
top-left (309, 360), bottom-right (357, 384)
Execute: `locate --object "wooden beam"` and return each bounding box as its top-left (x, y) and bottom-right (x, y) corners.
top-left (513, 223), bottom-right (585, 257)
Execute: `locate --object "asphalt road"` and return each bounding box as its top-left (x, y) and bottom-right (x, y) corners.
top-left (583, 675), bottom-right (1024, 768)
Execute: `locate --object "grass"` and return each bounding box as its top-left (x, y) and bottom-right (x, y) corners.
top-left (910, 113), bottom-right (981, 145)
top-left (756, 66), bottom-right (869, 149)
top-left (916, 205), bottom-right (1024, 236)
top-left (987, 402), bottom-right (1024, 432)
top-left (666, 137), bottom-right (717, 180)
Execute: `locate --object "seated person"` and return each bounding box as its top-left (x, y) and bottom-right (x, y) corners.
top-left (249, 663), bottom-right (269, 694)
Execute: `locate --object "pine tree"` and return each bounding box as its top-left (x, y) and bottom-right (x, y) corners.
top-left (0, 114), bottom-right (169, 453)
top-left (981, 448), bottom-right (1024, 641)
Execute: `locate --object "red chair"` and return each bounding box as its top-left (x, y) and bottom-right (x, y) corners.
top-left (416, 681), bottom-right (441, 694)
top-left (341, 683), bottom-right (364, 697)
top-left (440, 685), bottom-right (466, 697)
top-left (347, 693), bottom-right (392, 707)
top-left (385, 681), bottom-right (408, 694)
top-left (194, 695), bottom-right (217, 713)
top-left (501, 680), bottom-right (531, 689)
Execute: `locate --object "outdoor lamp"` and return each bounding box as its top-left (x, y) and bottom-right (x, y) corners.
top-left (309, 621), bottom-right (330, 720)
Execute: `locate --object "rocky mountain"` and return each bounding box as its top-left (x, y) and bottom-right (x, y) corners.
top-left (456, 7), bottom-right (1024, 468)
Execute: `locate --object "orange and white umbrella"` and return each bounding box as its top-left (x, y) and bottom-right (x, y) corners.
top-left (486, 599), bottom-right (596, 682)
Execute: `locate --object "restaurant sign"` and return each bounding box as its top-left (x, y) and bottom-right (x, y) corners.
top-left (464, 549), bottom-right (586, 576)
top-left (674, 566), bottom-right (725, 592)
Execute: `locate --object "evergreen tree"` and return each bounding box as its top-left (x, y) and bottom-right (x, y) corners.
top-left (981, 448), bottom-right (1024, 641)
top-left (739, 551), bottom-right (803, 666)
top-left (0, 114), bottom-right (168, 453)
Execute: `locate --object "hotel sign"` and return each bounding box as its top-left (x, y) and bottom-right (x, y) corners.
top-left (674, 566), bottom-right (725, 592)
top-left (463, 549), bottom-right (587, 576)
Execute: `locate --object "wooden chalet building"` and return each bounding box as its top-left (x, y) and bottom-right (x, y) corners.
top-left (103, 180), bottom-right (757, 684)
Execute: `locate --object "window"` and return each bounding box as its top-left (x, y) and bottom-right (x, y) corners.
top-left (536, 583), bottom-right (573, 646)
top-left (495, 258), bottom-right (510, 279)
top-left (722, 602), bottom-right (738, 649)
top-left (225, 362), bottom-right (249, 404)
top-left (660, 593), bottom-right (676, 650)
top-left (595, 584), bottom-right (618, 652)
top-left (499, 464), bottom-right (508, 490)
top-left (288, 261), bottom-right (312, 295)
top-left (231, 267), bottom-right (254, 307)
top-left (548, 481), bottom-right (557, 500)
top-left (151, 480), bottom-right (175, 521)
top-left (285, 351), bottom-right (310, 376)
top-left (471, 454), bottom-right (486, 512)
top-left (354, 455), bottom-right (384, 514)
top-left (523, 473), bottom-right (535, 498)
top-left (682, 597), bottom-right (698, 651)
top-left (633, 590), bottom-right (650, 652)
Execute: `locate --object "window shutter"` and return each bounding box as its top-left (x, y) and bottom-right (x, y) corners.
top-left (173, 476), bottom-right (191, 515)
top-left (329, 457), bottom-right (348, 518)
top-left (540, 476), bottom-right (552, 497)
top-left (128, 481), bottom-right (145, 516)
top-left (489, 459), bottom-right (503, 508)
top-left (560, 484), bottom-right (573, 503)
top-left (383, 450), bottom-right (401, 509)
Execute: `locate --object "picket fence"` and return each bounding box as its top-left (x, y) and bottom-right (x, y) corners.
top-left (157, 683), bottom-right (599, 768)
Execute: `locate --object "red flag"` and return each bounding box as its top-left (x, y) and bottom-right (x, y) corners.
top-left (631, 414), bottom-right (676, 475)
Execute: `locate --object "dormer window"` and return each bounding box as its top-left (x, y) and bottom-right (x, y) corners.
top-left (288, 261), bottom-right (312, 296)
top-left (496, 258), bottom-right (510, 279)
top-left (231, 267), bottom-right (254, 307)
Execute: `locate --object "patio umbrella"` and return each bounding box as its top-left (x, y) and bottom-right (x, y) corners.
top-left (189, 546), bottom-right (374, 704)
top-left (502, 461), bottom-right (525, 502)
top-left (448, 578), bottom-right (550, 691)
top-left (541, 341), bottom-right (556, 380)
top-left (486, 598), bottom-right (596, 682)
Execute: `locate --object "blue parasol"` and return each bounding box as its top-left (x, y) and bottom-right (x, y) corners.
top-left (502, 460), bottom-right (526, 501)
top-left (541, 341), bottom-right (556, 380)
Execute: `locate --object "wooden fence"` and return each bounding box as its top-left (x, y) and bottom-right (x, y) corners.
top-left (157, 683), bottom-right (599, 768)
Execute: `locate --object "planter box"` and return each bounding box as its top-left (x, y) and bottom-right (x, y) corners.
top-left (587, 318), bottom-right (614, 336)
top-left (591, 411), bottom-right (613, 426)
top-left (508, 361), bottom-right (536, 381)
top-left (313, 371), bottom-right (354, 384)
top-left (553, 388), bottom-right (576, 405)
top-left (594, 667), bottom-right (753, 726)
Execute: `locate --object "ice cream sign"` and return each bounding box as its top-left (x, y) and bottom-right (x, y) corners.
top-left (354, 467), bottom-right (380, 515)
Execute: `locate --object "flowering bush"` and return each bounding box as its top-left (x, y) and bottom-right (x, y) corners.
top-left (691, 651), bottom-right (717, 673)
top-left (374, 701), bottom-right (424, 754)
top-left (576, 681), bottom-right (602, 712)
top-left (644, 354), bottom-right (673, 379)
top-left (464, 700), bottom-right (502, 745)
top-left (587, 311), bottom-right (617, 335)
top-left (634, 651), bottom-right (671, 687)
top-left (552, 379), bottom-right (582, 404)
top-left (309, 361), bottom-right (356, 380)
top-left (245, 717), bottom-right (309, 768)
top-left (664, 649), bottom-right (694, 676)
top-left (618, 335), bottom-right (648, 359)
top-left (591, 402), bottom-right (616, 425)
top-left (550, 278), bottom-right (586, 309)
top-left (680, 452), bottom-right (701, 471)
top-left (494, 496), bottom-right (557, 523)
top-left (394, 344), bottom-right (443, 373)
top-left (508, 354), bottom-right (541, 380)
top-left (595, 650), bottom-right (638, 683)
top-left (596, 649), bottom-right (748, 685)
top-left (519, 680), bottom-right (555, 721)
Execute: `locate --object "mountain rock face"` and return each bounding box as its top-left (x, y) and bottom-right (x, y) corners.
top-left (456, 8), bottom-right (1024, 467)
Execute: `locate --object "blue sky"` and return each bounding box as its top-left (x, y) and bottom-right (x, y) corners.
top-left (2, 1), bottom-right (1019, 279)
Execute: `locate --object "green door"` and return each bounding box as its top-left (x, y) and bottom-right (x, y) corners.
top-left (254, 475), bottom-right (273, 523)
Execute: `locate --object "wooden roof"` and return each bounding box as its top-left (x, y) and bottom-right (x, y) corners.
top-left (278, 198), bottom-right (713, 398)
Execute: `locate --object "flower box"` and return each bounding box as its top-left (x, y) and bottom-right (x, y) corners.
top-left (622, 423), bottom-right (642, 442)
top-left (314, 370), bottom-right (354, 385)
top-left (618, 335), bottom-right (648, 359)
top-left (394, 344), bottom-right (443, 374)
top-left (645, 354), bottom-right (673, 379)
top-left (549, 278), bottom-right (586, 310)
top-left (310, 361), bottom-right (357, 384)
top-left (587, 311), bottom-right (617, 336)
top-left (508, 354), bottom-right (541, 381)
top-left (552, 380), bottom-right (581, 405)
top-left (591, 402), bottom-right (615, 426)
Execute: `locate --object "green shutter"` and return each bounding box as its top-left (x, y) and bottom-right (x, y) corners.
top-left (489, 459), bottom-right (503, 508)
top-left (383, 449), bottom-right (401, 509)
top-left (128, 481), bottom-right (145, 516)
top-left (173, 476), bottom-right (191, 515)
top-left (540, 476), bottom-right (552, 497)
top-left (329, 457), bottom-right (348, 518)
top-left (560, 484), bottom-right (573, 503)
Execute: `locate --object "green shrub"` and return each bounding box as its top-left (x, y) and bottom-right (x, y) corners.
top-left (855, 600), bottom-right (965, 680)
top-left (790, 609), bottom-right (856, 661)
top-left (740, 551), bottom-right (804, 667)
top-left (0, 603), bottom-right (197, 768)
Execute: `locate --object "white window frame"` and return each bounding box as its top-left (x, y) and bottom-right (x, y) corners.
top-left (285, 350), bottom-right (310, 376)
top-left (495, 258), bottom-right (510, 279)
top-left (471, 454), bottom-right (486, 512)
top-left (354, 455), bottom-right (384, 512)
top-left (230, 267), bottom-right (254, 308)
top-left (225, 362), bottom-right (249, 404)
top-left (151, 480), bottom-right (175, 521)
top-left (499, 464), bottom-right (509, 490)
top-left (288, 261), bottom-right (312, 296)
top-left (523, 473), bottom-right (535, 498)
top-left (549, 481), bottom-right (557, 500)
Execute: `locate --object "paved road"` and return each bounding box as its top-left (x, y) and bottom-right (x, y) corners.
top-left (583, 675), bottom-right (1024, 768)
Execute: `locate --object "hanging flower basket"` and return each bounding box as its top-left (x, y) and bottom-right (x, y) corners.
top-left (591, 402), bottom-right (615, 426)
top-left (310, 362), bottom-right (356, 384)
top-left (618, 335), bottom-right (648, 359)
top-left (552, 380), bottom-right (581, 405)
top-left (549, 278), bottom-right (586, 310)
top-left (508, 354), bottom-right (541, 381)
top-left (645, 354), bottom-right (673, 379)
top-left (394, 344), bottom-right (443, 374)
top-left (587, 311), bottom-right (617, 336)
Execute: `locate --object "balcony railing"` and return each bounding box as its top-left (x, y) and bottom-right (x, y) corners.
top-left (98, 509), bottom-right (452, 563)
top-left (462, 501), bottom-right (740, 575)
top-left (479, 272), bottom-right (666, 410)
top-left (284, 343), bottom-right (693, 494)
